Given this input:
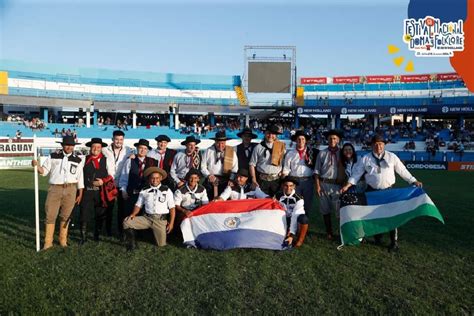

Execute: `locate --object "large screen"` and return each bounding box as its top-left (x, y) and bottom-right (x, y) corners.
top-left (248, 62), bottom-right (291, 93)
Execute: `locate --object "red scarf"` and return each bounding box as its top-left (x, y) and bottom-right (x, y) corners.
top-left (86, 153), bottom-right (103, 169)
top-left (296, 147), bottom-right (306, 160)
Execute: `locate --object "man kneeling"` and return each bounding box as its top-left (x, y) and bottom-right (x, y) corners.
top-left (123, 167), bottom-right (175, 250)
top-left (276, 177), bottom-right (309, 248)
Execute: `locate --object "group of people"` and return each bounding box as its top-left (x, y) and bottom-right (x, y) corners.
top-left (32, 124), bottom-right (422, 252)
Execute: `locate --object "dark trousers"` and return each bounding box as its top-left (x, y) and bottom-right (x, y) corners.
top-left (295, 178), bottom-right (314, 215)
top-left (366, 185), bottom-right (397, 244)
top-left (204, 177), bottom-right (229, 201)
top-left (259, 179), bottom-right (280, 197)
top-left (80, 190), bottom-right (107, 231)
top-left (105, 193), bottom-right (125, 236)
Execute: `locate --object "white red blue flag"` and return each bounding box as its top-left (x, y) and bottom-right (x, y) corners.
top-left (181, 198), bottom-right (287, 250)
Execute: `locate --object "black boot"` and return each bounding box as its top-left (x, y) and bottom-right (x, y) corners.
top-left (388, 230), bottom-right (399, 252)
top-left (94, 219), bottom-right (103, 242)
top-left (323, 214), bottom-right (333, 240)
top-left (124, 228), bottom-right (137, 251)
top-left (79, 224), bottom-right (88, 245)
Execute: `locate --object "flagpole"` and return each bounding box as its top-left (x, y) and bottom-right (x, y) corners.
top-left (33, 134), bottom-right (40, 252)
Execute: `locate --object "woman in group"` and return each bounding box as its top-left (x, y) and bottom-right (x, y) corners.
top-left (340, 143), bottom-right (366, 193)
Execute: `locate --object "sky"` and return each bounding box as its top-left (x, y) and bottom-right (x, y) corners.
top-left (0, 0), bottom-right (455, 77)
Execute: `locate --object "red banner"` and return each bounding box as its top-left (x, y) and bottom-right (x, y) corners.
top-left (333, 76), bottom-right (360, 84)
top-left (400, 74), bottom-right (431, 83)
top-left (448, 162), bottom-right (474, 171)
top-left (300, 77), bottom-right (327, 85)
top-left (366, 75), bottom-right (395, 83)
top-left (436, 73), bottom-right (462, 81)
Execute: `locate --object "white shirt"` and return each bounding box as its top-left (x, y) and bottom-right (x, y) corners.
top-left (219, 185), bottom-right (268, 201)
top-left (201, 146), bottom-right (238, 178)
top-left (283, 148), bottom-right (314, 177)
top-left (135, 184), bottom-right (175, 215)
top-left (41, 151), bottom-right (85, 189)
top-left (119, 156), bottom-right (146, 192)
top-left (174, 184), bottom-right (209, 210)
top-left (102, 145), bottom-right (132, 185)
top-left (170, 151), bottom-right (195, 185)
top-left (277, 190), bottom-right (305, 235)
top-left (348, 150), bottom-right (417, 190)
top-left (148, 148), bottom-right (166, 165)
top-left (249, 142), bottom-right (285, 175)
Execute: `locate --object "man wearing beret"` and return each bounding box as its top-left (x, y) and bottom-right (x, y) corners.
top-left (314, 129), bottom-right (345, 240)
top-left (341, 134), bottom-right (423, 252)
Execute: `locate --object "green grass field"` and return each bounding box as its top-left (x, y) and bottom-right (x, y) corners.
top-left (0, 169), bottom-right (473, 314)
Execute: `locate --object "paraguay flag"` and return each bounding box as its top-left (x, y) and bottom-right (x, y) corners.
top-left (181, 199), bottom-right (287, 250)
top-left (339, 187), bottom-right (444, 246)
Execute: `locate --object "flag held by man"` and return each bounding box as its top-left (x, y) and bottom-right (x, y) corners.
top-left (340, 187), bottom-right (444, 246)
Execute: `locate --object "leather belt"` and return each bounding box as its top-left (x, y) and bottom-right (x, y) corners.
top-left (293, 176), bottom-right (313, 181)
top-left (259, 173), bottom-right (280, 181)
top-left (319, 178), bottom-right (338, 185)
top-left (145, 213), bottom-right (168, 220)
top-left (51, 183), bottom-right (76, 188)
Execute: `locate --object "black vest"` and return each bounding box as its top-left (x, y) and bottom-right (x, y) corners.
top-left (51, 152), bottom-right (82, 164)
top-left (231, 183), bottom-right (253, 194)
top-left (83, 156), bottom-right (109, 188)
top-left (127, 157), bottom-right (158, 192)
top-left (162, 148), bottom-right (177, 173)
top-left (236, 143), bottom-right (257, 171)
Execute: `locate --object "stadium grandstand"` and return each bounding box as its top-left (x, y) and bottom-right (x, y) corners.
top-left (0, 60), bottom-right (473, 164)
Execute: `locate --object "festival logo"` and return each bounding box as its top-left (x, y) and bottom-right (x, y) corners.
top-left (403, 16), bottom-right (464, 57)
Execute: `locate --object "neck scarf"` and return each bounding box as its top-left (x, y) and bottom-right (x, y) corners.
top-left (328, 146), bottom-right (339, 166)
top-left (86, 153), bottom-right (103, 170)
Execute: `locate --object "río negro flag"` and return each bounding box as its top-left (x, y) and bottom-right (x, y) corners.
top-left (339, 187), bottom-right (444, 246)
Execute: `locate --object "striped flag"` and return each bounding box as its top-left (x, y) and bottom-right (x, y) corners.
top-left (181, 199), bottom-right (287, 250)
top-left (339, 187), bottom-right (444, 246)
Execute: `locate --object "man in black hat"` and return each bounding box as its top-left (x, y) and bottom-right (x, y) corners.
top-left (216, 168), bottom-right (268, 201)
top-left (341, 134), bottom-right (422, 252)
top-left (235, 127), bottom-right (258, 171)
top-left (314, 129), bottom-right (344, 240)
top-left (282, 130), bottom-right (319, 215)
top-left (275, 177), bottom-right (309, 248)
top-left (170, 135), bottom-right (202, 189)
top-left (148, 135), bottom-right (177, 190)
top-left (31, 135), bottom-right (84, 249)
top-left (79, 138), bottom-right (115, 244)
top-left (102, 130), bottom-right (132, 237)
top-left (119, 139), bottom-right (158, 222)
top-left (249, 125), bottom-right (286, 197)
top-left (201, 131), bottom-right (238, 200)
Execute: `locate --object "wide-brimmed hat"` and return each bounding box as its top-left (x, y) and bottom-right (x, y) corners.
top-left (264, 125), bottom-right (282, 135)
top-left (291, 130), bottom-right (310, 142)
top-left (112, 130), bottom-right (125, 137)
top-left (85, 137), bottom-right (108, 147)
top-left (211, 131), bottom-right (231, 141)
top-left (280, 176), bottom-right (299, 186)
top-left (134, 139), bottom-right (152, 150)
top-left (371, 134), bottom-right (387, 144)
top-left (181, 135), bottom-right (201, 146)
top-left (323, 129), bottom-right (344, 139)
top-left (56, 135), bottom-right (80, 146)
top-left (155, 135), bottom-right (171, 142)
top-left (236, 168), bottom-right (250, 178)
top-left (144, 167), bottom-right (167, 180)
top-left (237, 127), bottom-right (258, 139)
top-left (185, 168), bottom-right (202, 180)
